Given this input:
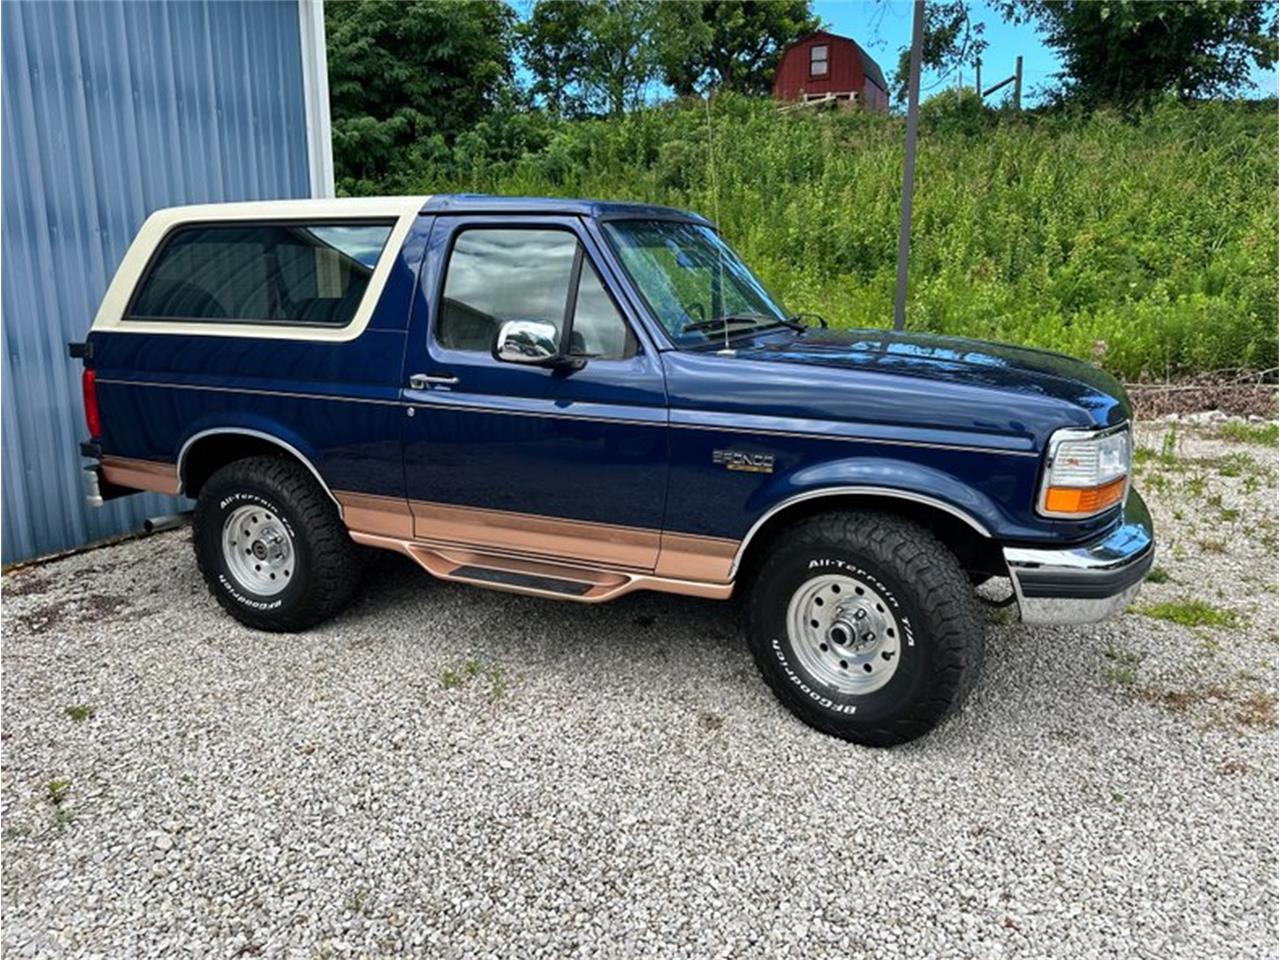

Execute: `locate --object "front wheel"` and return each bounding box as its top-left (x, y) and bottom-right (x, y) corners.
top-left (747, 511), bottom-right (984, 747)
top-left (193, 456), bottom-right (363, 632)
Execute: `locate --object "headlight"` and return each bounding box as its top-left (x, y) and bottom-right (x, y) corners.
top-left (1038, 426), bottom-right (1131, 518)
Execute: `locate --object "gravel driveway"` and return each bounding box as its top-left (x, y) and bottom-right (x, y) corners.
top-left (3, 418), bottom-right (1276, 958)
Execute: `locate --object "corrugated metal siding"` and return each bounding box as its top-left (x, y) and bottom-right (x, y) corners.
top-left (1, 0), bottom-right (313, 563)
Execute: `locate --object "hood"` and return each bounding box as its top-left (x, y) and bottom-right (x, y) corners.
top-left (733, 327), bottom-right (1131, 426)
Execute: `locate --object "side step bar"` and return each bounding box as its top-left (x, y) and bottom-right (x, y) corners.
top-left (348, 532), bottom-right (733, 603)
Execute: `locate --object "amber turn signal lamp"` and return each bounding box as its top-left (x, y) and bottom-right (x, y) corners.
top-left (1043, 476), bottom-right (1125, 516)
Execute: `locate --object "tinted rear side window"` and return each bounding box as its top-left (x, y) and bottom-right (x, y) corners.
top-left (129, 222), bottom-right (394, 327)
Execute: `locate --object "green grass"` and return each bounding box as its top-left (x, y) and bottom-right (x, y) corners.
top-left (1218, 421), bottom-right (1279, 446)
top-left (1141, 599), bottom-right (1239, 628)
top-left (63, 705), bottom-right (95, 723)
top-left (1145, 565), bottom-right (1171, 584)
top-left (371, 95), bottom-right (1278, 379)
top-left (44, 779), bottom-right (71, 805)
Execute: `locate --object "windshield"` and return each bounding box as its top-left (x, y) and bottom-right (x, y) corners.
top-left (602, 219), bottom-right (789, 346)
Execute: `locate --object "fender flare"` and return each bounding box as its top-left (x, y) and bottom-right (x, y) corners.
top-left (176, 427), bottom-right (343, 515)
top-left (730, 482), bottom-right (996, 579)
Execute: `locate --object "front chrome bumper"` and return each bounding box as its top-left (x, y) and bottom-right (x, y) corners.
top-left (1003, 489), bottom-right (1154, 625)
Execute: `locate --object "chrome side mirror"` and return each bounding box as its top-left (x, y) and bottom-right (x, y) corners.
top-left (493, 319), bottom-right (584, 369)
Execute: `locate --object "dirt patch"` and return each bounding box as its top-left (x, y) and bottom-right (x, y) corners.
top-left (1137, 684), bottom-right (1278, 731)
top-left (15, 604), bottom-right (67, 635)
top-left (3, 572), bottom-right (58, 598)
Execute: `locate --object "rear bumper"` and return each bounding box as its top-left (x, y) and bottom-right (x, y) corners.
top-left (1003, 489), bottom-right (1154, 625)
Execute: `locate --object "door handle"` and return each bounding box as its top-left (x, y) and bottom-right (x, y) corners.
top-left (409, 373), bottom-right (459, 389)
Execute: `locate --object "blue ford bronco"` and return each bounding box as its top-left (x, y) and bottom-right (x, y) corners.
top-left (72, 195), bottom-right (1154, 746)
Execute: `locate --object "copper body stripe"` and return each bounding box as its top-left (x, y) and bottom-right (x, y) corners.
top-left (99, 456), bottom-right (182, 496)
top-left (333, 491), bottom-right (738, 584)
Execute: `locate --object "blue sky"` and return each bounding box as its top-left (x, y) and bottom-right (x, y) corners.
top-left (814, 0), bottom-right (1280, 106)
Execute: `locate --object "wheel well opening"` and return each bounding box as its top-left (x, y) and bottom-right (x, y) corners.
top-left (739, 494), bottom-right (1005, 582)
top-left (181, 434), bottom-right (298, 498)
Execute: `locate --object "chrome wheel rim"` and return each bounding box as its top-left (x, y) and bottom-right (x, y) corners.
top-left (785, 573), bottom-right (902, 695)
top-left (221, 505), bottom-right (293, 596)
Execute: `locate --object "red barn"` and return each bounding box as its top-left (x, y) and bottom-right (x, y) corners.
top-left (772, 30), bottom-right (890, 111)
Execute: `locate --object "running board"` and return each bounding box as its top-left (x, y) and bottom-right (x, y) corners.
top-left (348, 533), bottom-right (734, 603)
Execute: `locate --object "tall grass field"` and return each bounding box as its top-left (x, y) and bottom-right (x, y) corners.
top-left (389, 96), bottom-right (1277, 381)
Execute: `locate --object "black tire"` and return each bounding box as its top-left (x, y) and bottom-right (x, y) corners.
top-left (193, 456), bottom-right (363, 632)
top-left (746, 511), bottom-right (984, 747)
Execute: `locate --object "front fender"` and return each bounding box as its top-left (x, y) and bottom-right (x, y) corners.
top-left (746, 455), bottom-right (1007, 539)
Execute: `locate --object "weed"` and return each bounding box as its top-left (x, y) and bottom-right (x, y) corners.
top-left (1103, 644), bottom-right (1142, 687)
top-left (1181, 473), bottom-right (1207, 498)
top-left (45, 779), bottom-right (71, 805)
top-left (1144, 565), bottom-right (1172, 584)
top-left (1198, 538), bottom-right (1228, 554)
top-left (1140, 600), bottom-right (1238, 628)
top-left (345, 886), bottom-right (371, 915)
top-left (1217, 421), bottom-right (1278, 446)
top-left (439, 658), bottom-right (512, 702)
top-left (1159, 423), bottom-right (1179, 466)
top-left (64, 705), bottom-right (95, 723)
top-left (1215, 453), bottom-right (1255, 478)
top-left (487, 665), bottom-right (510, 703)
top-left (2, 825), bottom-right (31, 840)
top-left (1104, 664), bottom-right (1137, 687)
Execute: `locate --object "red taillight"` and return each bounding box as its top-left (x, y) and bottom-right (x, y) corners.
top-left (81, 368), bottom-right (101, 439)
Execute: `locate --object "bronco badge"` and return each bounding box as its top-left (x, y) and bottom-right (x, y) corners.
top-left (712, 449), bottom-right (775, 474)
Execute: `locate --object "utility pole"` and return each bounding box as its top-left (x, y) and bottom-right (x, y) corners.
top-left (1014, 55), bottom-right (1023, 111)
top-left (893, 0), bottom-right (925, 332)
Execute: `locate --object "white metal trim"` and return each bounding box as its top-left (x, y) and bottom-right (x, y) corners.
top-left (177, 427), bottom-right (343, 515)
top-left (729, 486), bottom-right (992, 578)
top-left (89, 197), bottom-right (429, 342)
top-left (297, 0), bottom-right (334, 199)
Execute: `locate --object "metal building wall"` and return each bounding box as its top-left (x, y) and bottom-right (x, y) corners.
top-left (2, 0), bottom-right (323, 563)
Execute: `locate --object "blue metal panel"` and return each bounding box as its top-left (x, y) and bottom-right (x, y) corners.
top-left (1, 0), bottom-right (312, 563)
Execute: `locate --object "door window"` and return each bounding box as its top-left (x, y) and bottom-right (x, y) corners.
top-left (437, 227), bottom-right (631, 359)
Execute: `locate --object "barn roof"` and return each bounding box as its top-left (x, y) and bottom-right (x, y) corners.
top-left (793, 30), bottom-right (889, 93)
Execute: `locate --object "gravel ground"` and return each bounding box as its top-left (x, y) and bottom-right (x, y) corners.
top-left (3, 418), bottom-right (1276, 959)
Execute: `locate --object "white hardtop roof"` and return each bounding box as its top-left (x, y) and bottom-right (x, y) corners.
top-left (148, 196), bottom-right (431, 222)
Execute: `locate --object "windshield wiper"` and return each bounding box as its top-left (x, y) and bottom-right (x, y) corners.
top-left (680, 313), bottom-right (800, 336)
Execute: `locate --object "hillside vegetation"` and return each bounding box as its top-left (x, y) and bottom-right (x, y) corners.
top-left (388, 96), bottom-right (1277, 380)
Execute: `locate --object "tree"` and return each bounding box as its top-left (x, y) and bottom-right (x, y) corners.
top-left (517, 1), bottom-right (593, 117)
top-left (1000, 0), bottom-right (1278, 107)
top-left (326, 0), bottom-right (516, 189)
top-left (520, 1), bottom-right (662, 117)
top-left (888, 1), bottom-right (987, 103)
top-left (655, 1), bottom-right (820, 97)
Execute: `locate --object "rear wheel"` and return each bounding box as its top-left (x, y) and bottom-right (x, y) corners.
top-left (747, 511), bottom-right (984, 747)
top-left (193, 456), bottom-right (362, 631)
